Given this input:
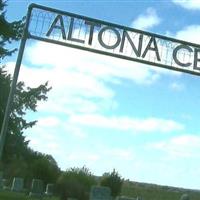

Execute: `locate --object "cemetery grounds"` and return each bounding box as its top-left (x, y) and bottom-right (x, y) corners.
top-left (0, 190), bottom-right (58, 200)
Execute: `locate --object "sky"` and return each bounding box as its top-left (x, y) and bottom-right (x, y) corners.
top-left (4, 0), bottom-right (200, 190)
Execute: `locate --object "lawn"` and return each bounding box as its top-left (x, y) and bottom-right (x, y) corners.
top-left (1, 184), bottom-right (200, 200)
top-left (0, 191), bottom-right (59, 200)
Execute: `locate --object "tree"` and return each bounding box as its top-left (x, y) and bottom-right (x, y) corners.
top-left (57, 167), bottom-right (97, 200)
top-left (0, 0), bottom-right (51, 172)
top-left (100, 169), bottom-right (123, 198)
top-left (0, 1), bottom-right (62, 188)
top-left (0, 0), bottom-right (24, 58)
top-left (30, 152), bottom-right (61, 185)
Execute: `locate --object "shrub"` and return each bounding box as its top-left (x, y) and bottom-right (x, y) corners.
top-left (56, 166), bottom-right (97, 200)
top-left (100, 169), bottom-right (123, 198)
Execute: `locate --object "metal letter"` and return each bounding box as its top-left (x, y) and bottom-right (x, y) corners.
top-left (85, 20), bottom-right (101, 45)
top-left (98, 26), bottom-right (121, 49)
top-left (194, 48), bottom-right (200, 70)
top-left (120, 31), bottom-right (143, 57)
top-left (46, 15), bottom-right (66, 40)
top-left (67, 17), bottom-right (84, 43)
top-left (173, 44), bottom-right (193, 67)
top-left (142, 37), bottom-right (161, 61)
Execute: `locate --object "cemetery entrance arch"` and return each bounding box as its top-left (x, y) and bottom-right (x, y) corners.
top-left (1, 3), bottom-right (200, 158)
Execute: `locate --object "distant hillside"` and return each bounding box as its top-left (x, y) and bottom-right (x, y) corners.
top-left (121, 180), bottom-right (200, 200)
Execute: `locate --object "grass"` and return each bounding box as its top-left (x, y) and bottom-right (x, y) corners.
top-left (0, 190), bottom-right (59, 200)
top-left (1, 183), bottom-right (200, 200)
top-left (121, 181), bottom-right (200, 200)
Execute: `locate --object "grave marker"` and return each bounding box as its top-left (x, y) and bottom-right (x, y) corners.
top-left (180, 194), bottom-right (190, 200)
top-left (11, 177), bottom-right (24, 192)
top-left (90, 186), bottom-right (112, 200)
top-left (45, 183), bottom-right (54, 196)
top-left (2, 179), bottom-right (10, 190)
top-left (29, 179), bottom-right (44, 197)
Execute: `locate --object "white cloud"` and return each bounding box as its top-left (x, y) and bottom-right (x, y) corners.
top-left (170, 82), bottom-right (185, 91)
top-left (37, 116), bottom-right (61, 127)
top-left (173, 0), bottom-right (200, 10)
top-left (6, 59), bottom-right (115, 115)
top-left (105, 148), bottom-right (134, 160)
top-left (150, 135), bottom-right (200, 158)
top-left (6, 40), bottom-right (181, 117)
top-left (24, 42), bottom-right (161, 86)
top-left (132, 8), bottom-right (161, 30)
top-left (175, 25), bottom-right (200, 44)
top-left (69, 114), bottom-right (184, 133)
top-left (67, 152), bottom-right (100, 162)
top-left (28, 132), bottom-right (61, 156)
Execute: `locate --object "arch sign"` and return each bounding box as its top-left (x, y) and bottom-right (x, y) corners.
top-left (29, 4), bottom-right (200, 74)
top-left (1, 3), bottom-right (200, 158)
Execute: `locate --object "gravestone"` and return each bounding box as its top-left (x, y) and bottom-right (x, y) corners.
top-left (180, 193), bottom-right (190, 200)
top-left (29, 179), bottom-right (44, 197)
top-left (89, 186), bottom-right (111, 200)
top-left (45, 183), bottom-right (54, 196)
top-left (11, 177), bottom-right (24, 192)
top-left (2, 179), bottom-right (10, 190)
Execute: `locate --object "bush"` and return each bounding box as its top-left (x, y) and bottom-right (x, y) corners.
top-left (56, 166), bottom-right (97, 200)
top-left (100, 169), bottom-right (123, 198)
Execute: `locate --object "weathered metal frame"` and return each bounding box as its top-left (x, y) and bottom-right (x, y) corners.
top-left (0, 4), bottom-right (32, 159)
top-left (1, 3), bottom-right (200, 160)
top-left (28, 3), bottom-right (200, 76)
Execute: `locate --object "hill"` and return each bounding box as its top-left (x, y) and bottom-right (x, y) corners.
top-left (121, 181), bottom-right (200, 200)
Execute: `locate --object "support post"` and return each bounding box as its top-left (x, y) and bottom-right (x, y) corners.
top-left (0, 5), bottom-right (32, 160)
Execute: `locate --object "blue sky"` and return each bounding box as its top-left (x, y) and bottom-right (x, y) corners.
top-left (4, 0), bottom-right (200, 190)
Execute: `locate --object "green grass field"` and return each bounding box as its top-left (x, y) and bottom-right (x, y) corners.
top-left (1, 182), bottom-right (200, 200)
top-left (0, 191), bottom-right (59, 200)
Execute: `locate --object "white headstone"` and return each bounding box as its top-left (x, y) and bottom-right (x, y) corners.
top-left (45, 183), bottom-right (54, 196)
top-left (180, 194), bottom-right (190, 200)
top-left (11, 177), bottom-right (24, 192)
top-left (29, 179), bottom-right (44, 197)
top-left (2, 179), bottom-right (10, 190)
top-left (90, 186), bottom-right (111, 200)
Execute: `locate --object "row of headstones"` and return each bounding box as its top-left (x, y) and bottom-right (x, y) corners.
top-left (0, 174), bottom-right (54, 197)
top-left (89, 186), bottom-right (190, 200)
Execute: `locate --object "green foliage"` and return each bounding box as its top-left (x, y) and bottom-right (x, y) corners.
top-left (100, 169), bottom-right (123, 198)
top-left (30, 152), bottom-right (61, 185)
top-left (0, 69), bottom-right (51, 163)
top-left (0, 0), bottom-right (24, 58)
top-left (0, 67), bottom-right (51, 165)
top-left (0, 0), bottom-right (60, 188)
top-left (0, 0), bottom-right (51, 165)
top-left (56, 166), bottom-right (97, 200)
